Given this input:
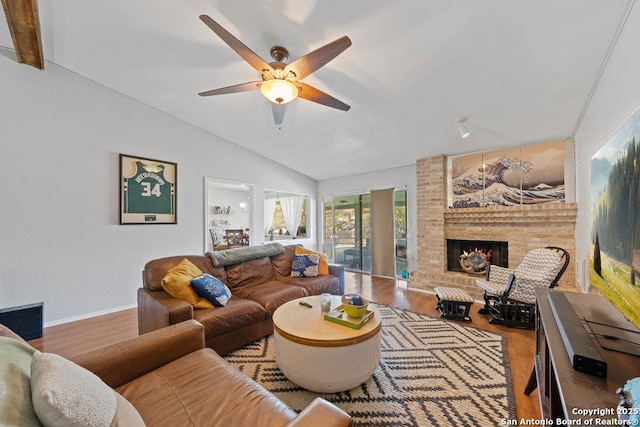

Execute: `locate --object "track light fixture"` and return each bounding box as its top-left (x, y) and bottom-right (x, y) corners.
top-left (456, 117), bottom-right (471, 139)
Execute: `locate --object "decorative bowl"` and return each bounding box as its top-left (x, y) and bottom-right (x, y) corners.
top-left (341, 294), bottom-right (369, 318)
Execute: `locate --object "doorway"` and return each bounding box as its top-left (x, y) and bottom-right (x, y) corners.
top-left (204, 178), bottom-right (253, 252)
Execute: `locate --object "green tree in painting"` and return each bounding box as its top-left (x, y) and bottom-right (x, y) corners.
top-left (593, 233), bottom-right (602, 277)
top-left (593, 138), bottom-right (640, 264)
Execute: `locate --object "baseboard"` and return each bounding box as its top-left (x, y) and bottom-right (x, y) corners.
top-left (44, 304), bottom-right (136, 328)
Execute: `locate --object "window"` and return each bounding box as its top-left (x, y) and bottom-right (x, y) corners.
top-left (264, 191), bottom-right (308, 240)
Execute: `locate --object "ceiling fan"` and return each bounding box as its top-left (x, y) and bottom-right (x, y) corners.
top-left (198, 15), bottom-right (352, 125)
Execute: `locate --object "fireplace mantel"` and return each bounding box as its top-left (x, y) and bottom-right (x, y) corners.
top-left (412, 155), bottom-right (577, 300)
top-left (444, 204), bottom-right (578, 225)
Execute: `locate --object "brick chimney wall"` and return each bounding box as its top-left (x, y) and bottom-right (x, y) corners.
top-left (413, 155), bottom-right (577, 300)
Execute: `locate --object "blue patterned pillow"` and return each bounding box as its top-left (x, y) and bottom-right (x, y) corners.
top-left (291, 253), bottom-right (320, 277)
top-left (190, 274), bottom-right (232, 307)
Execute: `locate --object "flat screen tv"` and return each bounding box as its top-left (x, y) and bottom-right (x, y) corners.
top-left (591, 109), bottom-right (640, 334)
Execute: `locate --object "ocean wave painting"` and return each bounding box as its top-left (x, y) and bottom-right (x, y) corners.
top-left (451, 139), bottom-right (566, 208)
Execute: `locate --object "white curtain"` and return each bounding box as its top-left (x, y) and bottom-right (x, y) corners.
top-left (279, 193), bottom-right (304, 238)
top-left (264, 192), bottom-right (278, 236)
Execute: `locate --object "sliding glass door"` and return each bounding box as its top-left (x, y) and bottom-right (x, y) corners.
top-left (394, 190), bottom-right (408, 278)
top-left (323, 194), bottom-right (371, 273)
top-left (324, 189), bottom-right (408, 278)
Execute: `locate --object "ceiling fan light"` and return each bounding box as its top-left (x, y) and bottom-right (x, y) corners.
top-left (260, 79), bottom-right (299, 104)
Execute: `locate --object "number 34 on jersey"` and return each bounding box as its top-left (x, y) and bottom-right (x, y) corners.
top-left (123, 161), bottom-right (175, 214)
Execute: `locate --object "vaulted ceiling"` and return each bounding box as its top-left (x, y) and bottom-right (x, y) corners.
top-left (0, 1), bottom-right (634, 180)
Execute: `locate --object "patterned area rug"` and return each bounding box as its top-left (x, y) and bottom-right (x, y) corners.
top-left (224, 305), bottom-right (516, 426)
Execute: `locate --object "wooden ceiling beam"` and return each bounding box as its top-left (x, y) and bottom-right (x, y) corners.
top-left (1, 0), bottom-right (43, 69)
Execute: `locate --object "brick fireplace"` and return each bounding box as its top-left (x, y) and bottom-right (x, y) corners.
top-left (411, 155), bottom-right (577, 300)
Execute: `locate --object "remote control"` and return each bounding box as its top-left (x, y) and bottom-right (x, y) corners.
top-left (299, 301), bottom-right (313, 308)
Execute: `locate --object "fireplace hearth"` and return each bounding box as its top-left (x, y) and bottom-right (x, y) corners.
top-left (447, 239), bottom-right (508, 273)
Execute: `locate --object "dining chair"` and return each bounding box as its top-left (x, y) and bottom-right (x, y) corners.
top-left (225, 229), bottom-right (246, 248)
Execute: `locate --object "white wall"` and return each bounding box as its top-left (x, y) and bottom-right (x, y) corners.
top-left (0, 55), bottom-right (316, 324)
top-left (574, 4), bottom-right (640, 285)
top-left (317, 165), bottom-right (417, 269)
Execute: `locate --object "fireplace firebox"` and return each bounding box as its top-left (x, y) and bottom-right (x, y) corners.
top-left (446, 239), bottom-right (508, 273)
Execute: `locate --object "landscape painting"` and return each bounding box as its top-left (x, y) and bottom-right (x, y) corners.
top-left (451, 139), bottom-right (566, 208)
top-left (591, 109), bottom-right (640, 329)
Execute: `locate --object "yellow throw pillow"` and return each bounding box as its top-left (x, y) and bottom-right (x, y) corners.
top-left (295, 246), bottom-right (329, 275)
top-left (161, 258), bottom-right (213, 308)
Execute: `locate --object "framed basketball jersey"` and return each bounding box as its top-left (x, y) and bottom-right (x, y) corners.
top-left (120, 154), bottom-right (177, 224)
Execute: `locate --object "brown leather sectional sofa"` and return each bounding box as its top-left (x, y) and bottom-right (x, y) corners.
top-left (0, 321), bottom-right (353, 426)
top-left (138, 244), bottom-right (345, 355)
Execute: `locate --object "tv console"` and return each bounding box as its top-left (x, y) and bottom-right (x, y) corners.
top-left (525, 288), bottom-right (640, 422)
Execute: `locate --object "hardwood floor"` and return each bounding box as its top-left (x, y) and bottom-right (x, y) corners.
top-left (345, 274), bottom-right (540, 420)
top-left (29, 272), bottom-right (540, 420)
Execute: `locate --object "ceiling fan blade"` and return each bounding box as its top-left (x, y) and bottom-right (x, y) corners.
top-left (284, 36), bottom-right (352, 81)
top-left (271, 103), bottom-right (286, 125)
top-left (296, 82), bottom-right (350, 111)
top-left (198, 81), bottom-right (262, 96)
top-left (200, 15), bottom-right (274, 76)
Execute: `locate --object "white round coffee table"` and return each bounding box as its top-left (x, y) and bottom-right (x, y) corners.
top-left (272, 295), bottom-right (382, 393)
